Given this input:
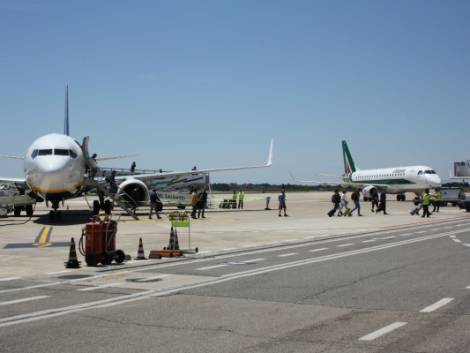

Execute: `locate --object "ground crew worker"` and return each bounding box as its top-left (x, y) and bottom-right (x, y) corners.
top-left (432, 188), bottom-right (441, 213)
top-left (149, 189), bottom-right (162, 219)
top-left (231, 191), bottom-right (238, 209)
top-left (238, 190), bottom-right (245, 209)
top-left (265, 196), bottom-right (271, 210)
top-left (422, 188), bottom-right (431, 218)
top-left (191, 190), bottom-right (198, 219)
top-left (197, 189), bottom-right (208, 218)
top-left (278, 190), bottom-right (288, 217)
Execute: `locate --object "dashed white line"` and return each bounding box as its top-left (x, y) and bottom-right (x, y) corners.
top-left (359, 321), bottom-right (407, 341)
top-left (309, 248), bottom-right (329, 253)
top-left (464, 244), bottom-right (470, 247)
top-left (380, 236), bottom-right (396, 240)
top-left (466, 284), bottom-right (470, 289)
top-left (0, 277), bottom-right (20, 282)
top-left (78, 282), bottom-right (125, 292)
top-left (362, 239), bottom-right (376, 243)
top-left (0, 295), bottom-right (49, 307)
top-left (400, 233), bottom-right (412, 237)
top-left (337, 243), bottom-right (354, 247)
top-left (222, 248), bottom-right (236, 251)
top-left (415, 231), bottom-right (426, 234)
top-left (420, 298), bottom-right (454, 313)
top-left (278, 252), bottom-right (298, 257)
top-left (197, 263), bottom-right (228, 271)
top-left (450, 235), bottom-right (457, 239)
top-left (453, 239), bottom-right (462, 243)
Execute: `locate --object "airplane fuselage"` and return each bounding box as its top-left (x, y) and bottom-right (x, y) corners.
top-left (343, 165), bottom-right (442, 193)
top-left (24, 133), bottom-right (86, 205)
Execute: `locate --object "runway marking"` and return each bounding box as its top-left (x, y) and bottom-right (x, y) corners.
top-left (450, 235), bottom-right (456, 239)
top-left (0, 295), bottom-right (49, 307)
top-left (0, 277), bottom-right (20, 282)
top-left (430, 228), bottom-right (440, 231)
top-left (466, 285), bottom-right (470, 289)
top-left (34, 226), bottom-right (52, 247)
top-left (227, 258), bottom-right (265, 265)
top-left (47, 270), bottom-right (71, 276)
top-left (309, 248), bottom-right (329, 253)
top-left (78, 282), bottom-right (125, 292)
top-left (359, 321), bottom-right (407, 341)
top-left (464, 244), bottom-right (470, 247)
top-left (420, 298), bottom-right (454, 313)
top-left (400, 233), bottom-right (413, 237)
top-left (0, 230), bottom-right (467, 329)
top-left (414, 231), bottom-right (426, 234)
top-left (278, 252), bottom-right (298, 257)
top-left (379, 236), bottom-right (396, 240)
top-left (222, 248), bottom-right (236, 251)
top-left (197, 264), bottom-right (227, 271)
top-left (337, 243), bottom-right (354, 247)
top-left (362, 239), bottom-right (376, 243)
top-left (453, 239), bottom-right (462, 243)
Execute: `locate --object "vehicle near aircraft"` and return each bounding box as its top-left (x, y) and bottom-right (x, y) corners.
top-left (0, 87), bottom-right (273, 219)
top-left (341, 140), bottom-right (441, 201)
top-left (290, 140), bottom-right (441, 201)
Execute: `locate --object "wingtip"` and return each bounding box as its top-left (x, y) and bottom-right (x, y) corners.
top-left (266, 138), bottom-right (274, 166)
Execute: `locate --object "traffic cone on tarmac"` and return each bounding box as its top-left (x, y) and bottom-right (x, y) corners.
top-left (135, 237), bottom-right (146, 260)
top-left (65, 237), bottom-right (80, 269)
top-left (168, 227), bottom-right (180, 250)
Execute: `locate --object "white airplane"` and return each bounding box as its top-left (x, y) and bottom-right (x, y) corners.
top-left (291, 140), bottom-right (441, 201)
top-left (0, 87), bottom-right (273, 218)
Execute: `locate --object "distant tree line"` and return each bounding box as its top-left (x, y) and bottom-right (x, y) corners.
top-left (210, 183), bottom-right (343, 193)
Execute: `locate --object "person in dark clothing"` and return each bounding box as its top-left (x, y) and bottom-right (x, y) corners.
top-left (149, 189), bottom-right (162, 219)
top-left (197, 190), bottom-right (208, 219)
top-left (328, 189), bottom-right (341, 217)
top-left (376, 191), bottom-right (388, 215)
top-left (130, 161), bottom-right (136, 173)
top-left (410, 195), bottom-right (423, 216)
top-left (278, 190), bottom-right (288, 217)
top-left (371, 189), bottom-right (379, 212)
top-left (350, 189), bottom-right (362, 216)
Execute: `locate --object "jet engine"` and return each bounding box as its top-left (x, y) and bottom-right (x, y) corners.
top-left (117, 178), bottom-right (149, 207)
top-left (362, 185), bottom-right (377, 202)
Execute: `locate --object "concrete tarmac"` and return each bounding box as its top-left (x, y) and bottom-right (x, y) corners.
top-left (0, 192), bottom-right (469, 352)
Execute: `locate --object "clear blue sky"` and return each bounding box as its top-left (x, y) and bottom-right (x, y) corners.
top-left (1, 0), bottom-right (469, 183)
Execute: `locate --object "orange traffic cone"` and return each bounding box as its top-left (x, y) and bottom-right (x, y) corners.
top-left (65, 237), bottom-right (80, 268)
top-left (135, 237), bottom-right (146, 260)
top-left (168, 227), bottom-right (180, 250)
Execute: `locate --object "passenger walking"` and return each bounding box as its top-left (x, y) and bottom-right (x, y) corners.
top-left (432, 188), bottom-right (441, 213)
top-left (278, 190), bottom-right (288, 217)
top-left (350, 189), bottom-right (362, 216)
top-left (371, 189), bottom-right (379, 212)
top-left (148, 189), bottom-right (162, 219)
top-left (238, 190), bottom-right (245, 209)
top-left (410, 195), bottom-right (423, 216)
top-left (328, 189), bottom-right (341, 217)
top-left (376, 191), bottom-right (388, 215)
top-left (191, 190), bottom-right (198, 219)
top-left (422, 188), bottom-right (431, 218)
top-left (197, 189), bottom-right (208, 218)
top-left (338, 191), bottom-right (351, 216)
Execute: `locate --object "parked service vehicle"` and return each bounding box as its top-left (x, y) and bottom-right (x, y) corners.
top-left (439, 187), bottom-right (466, 207)
top-left (457, 196), bottom-right (470, 212)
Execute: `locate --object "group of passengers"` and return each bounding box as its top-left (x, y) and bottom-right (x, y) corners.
top-left (328, 188), bottom-right (388, 217)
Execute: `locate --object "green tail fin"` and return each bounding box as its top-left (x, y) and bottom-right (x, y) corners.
top-left (342, 140), bottom-right (356, 175)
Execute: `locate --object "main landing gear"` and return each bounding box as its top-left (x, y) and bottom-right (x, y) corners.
top-left (92, 200), bottom-right (113, 216)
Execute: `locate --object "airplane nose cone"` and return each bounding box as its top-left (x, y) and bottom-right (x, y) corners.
top-left (427, 175), bottom-right (442, 187)
top-left (28, 157), bottom-right (79, 194)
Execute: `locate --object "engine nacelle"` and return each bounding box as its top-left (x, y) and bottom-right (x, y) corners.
top-left (362, 185), bottom-right (377, 201)
top-left (117, 178), bottom-right (149, 206)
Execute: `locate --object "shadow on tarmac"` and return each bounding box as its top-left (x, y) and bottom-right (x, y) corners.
top-left (33, 210), bottom-right (94, 226)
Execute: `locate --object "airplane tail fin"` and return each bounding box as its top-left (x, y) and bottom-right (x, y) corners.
top-left (342, 140), bottom-right (356, 175)
top-left (64, 85), bottom-right (70, 136)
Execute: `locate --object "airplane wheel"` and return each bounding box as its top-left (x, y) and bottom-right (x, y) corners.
top-left (25, 205), bottom-right (33, 218)
top-left (114, 250), bottom-right (125, 264)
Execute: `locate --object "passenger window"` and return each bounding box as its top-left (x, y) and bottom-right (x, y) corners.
top-left (31, 149), bottom-right (39, 159)
top-left (38, 149), bottom-right (53, 156)
top-left (54, 149), bottom-right (69, 156)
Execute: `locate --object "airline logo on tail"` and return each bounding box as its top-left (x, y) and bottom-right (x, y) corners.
top-left (342, 140), bottom-right (356, 180)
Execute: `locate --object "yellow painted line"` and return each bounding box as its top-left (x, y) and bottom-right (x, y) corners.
top-left (34, 226), bottom-right (52, 247)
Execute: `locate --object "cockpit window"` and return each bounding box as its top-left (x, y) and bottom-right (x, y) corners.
top-left (417, 170), bottom-right (423, 175)
top-left (38, 149), bottom-right (53, 156)
top-left (424, 170), bottom-right (436, 174)
top-left (31, 149), bottom-right (39, 159)
top-left (69, 149), bottom-right (77, 159)
top-left (54, 149), bottom-right (69, 156)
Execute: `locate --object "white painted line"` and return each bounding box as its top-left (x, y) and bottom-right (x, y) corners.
top-left (420, 298), bottom-right (454, 313)
top-left (0, 277), bottom-right (20, 282)
top-left (278, 252), bottom-right (298, 257)
top-left (47, 270), bottom-right (71, 276)
top-left (137, 274), bottom-right (170, 282)
top-left (78, 282), bottom-right (125, 292)
top-left (242, 258), bottom-right (265, 264)
top-left (380, 236), bottom-right (396, 240)
top-left (454, 239), bottom-right (462, 243)
top-left (281, 239), bottom-right (298, 243)
top-left (415, 231), bottom-right (426, 234)
top-left (222, 248), bottom-right (236, 251)
top-left (466, 285), bottom-right (470, 289)
top-left (400, 233), bottom-right (412, 237)
top-left (430, 228), bottom-right (440, 231)
top-left (464, 244), bottom-right (470, 247)
top-left (362, 239), bottom-right (376, 243)
top-left (359, 321), bottom-right (407, 341)
top-left (196, 264), bottom-right (228, 271)
top-left (0, 295), bottom-right (49, 307)
top-left (337, 243), bottom-right (354, 247)
top-left (450, 235), bottom-right (456, 239)
top-left (309, 248), bottom-right (329, 253)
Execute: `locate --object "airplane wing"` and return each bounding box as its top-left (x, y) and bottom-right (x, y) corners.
top-left (96, 154), bottom-right (138, 162)
top-left (0, 177), bottom-right (26, 184)
top-left (115, 139), bottom-right (273, 181)
top-left (0, 155), bottom-right (24, 160)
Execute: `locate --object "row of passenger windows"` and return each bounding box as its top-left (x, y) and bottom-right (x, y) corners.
top-left (355, 173), bottom-right (405, 180)
top-left (31, 149), bottom-right (78, 159)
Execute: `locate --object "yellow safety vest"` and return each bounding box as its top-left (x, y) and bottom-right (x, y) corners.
top-left (423, 193), bottom-right (431, 206)
top-left (238, 192), bottom-right (245, 200)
